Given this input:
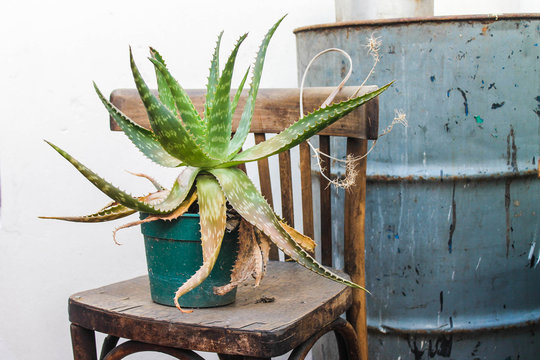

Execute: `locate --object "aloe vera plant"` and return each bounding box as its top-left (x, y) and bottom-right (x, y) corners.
top-left (42, 16), bottom-right (391, 312)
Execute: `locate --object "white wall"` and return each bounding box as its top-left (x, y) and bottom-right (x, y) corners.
top-left (0, 1), bottom-right (538, 359)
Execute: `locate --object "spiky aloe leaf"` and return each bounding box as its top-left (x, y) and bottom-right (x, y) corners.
top-left (210, 167), bottom-right (365, 290)
top-left (94, 83), bottom-right (182, 168)
top-left (231, 66), bottom-right (250, 117)
top-left (228, 15), bottom-right (285, 157)
top-left (204, 31), bottom-right (223, 121)
top-left (40, 203), bottom-right (135, 222)
top-left (224, 83), bottom-right (392, 167)
top-left (149, 47), bottom-right (175, 112)
top-left (280, 221), bottom-right (316, 253)
top-left (112, 189), bottom-right (197, 245)
top-left (45, 141), bottom-right (200, 214)
top-left (173, 175), bottom-right (227, 312)
top-left (155, 166), bottom-right (200, 212)
top-left (129, 49), bottom-right (219, 167)
top-left (148, 56), bottom-right (207, 147)
top-left (205, 34), bottom-right (247, 158)
top-left (127, 171), bottom-right (165, 191)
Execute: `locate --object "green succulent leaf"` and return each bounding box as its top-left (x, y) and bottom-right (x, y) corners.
top-left (127, 171), bottom-right (166, 191)
top-left (129, 48), bottom-right (219, 167)
top-left (225, 83), bottom-right (392, 166)
top-left (94, 83), bottom-right (182, 168)
top-left (40, 203), bottom-right (136, 223)
top-left (46, 141), bottom-right (165, 213)
top-left (231, 66), bottom-right (250, 118)
top-left (210, 167), bottom-right (365, 290)
top-left (149, 47), bottom-right (175, 112)
top-left (45, 141), bottom-right (199, 214)
top-left (173, 174), bottom-right (227, 311)
top-left (205, 34), bottom-right (247, 158)
top-left (148, 56), bottom-right (207, 147)
top-left (156, 166), bottom-right (201, 212)
top-left (228, 15), bottom-right (285, 157)
top-left (204, 31), bottom-right (223, 121)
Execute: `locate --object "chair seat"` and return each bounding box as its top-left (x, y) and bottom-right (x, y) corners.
top-left (68, 261), bottom-right (352, 358)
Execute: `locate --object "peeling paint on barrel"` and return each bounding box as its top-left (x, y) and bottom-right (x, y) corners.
top-left (296, 14), bottom-right (540, 359)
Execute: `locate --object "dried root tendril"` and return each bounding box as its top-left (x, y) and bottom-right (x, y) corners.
top-left (299, 34), bottom-right (407, 190)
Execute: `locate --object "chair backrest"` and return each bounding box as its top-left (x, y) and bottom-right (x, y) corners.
top-left (109, 86), bottom-right (379, 358)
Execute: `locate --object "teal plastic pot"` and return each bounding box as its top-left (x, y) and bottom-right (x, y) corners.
top-left (140, 213), bottom-right (239, 308)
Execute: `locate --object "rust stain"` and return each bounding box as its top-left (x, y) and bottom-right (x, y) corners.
top-left (364, 169), bottom-right (537, 183)
top-left (448, 182), bottom-right (457, 254)
top-left (481, 26), bottom-right (489, 35)
top-left (505, 179), bottom-right (512, 258)
top-left (506, 126), bottom-right (518, 172)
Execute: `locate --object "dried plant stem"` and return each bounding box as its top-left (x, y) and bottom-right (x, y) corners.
top-left (298, 34), bottom-right (406, 190)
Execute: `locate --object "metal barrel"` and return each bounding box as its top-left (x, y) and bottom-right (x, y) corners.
top-left (295, 15), bottom-right (540, 359)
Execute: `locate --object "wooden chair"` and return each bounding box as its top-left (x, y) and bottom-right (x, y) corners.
top-left (68, 86), bottom-right (379, 360)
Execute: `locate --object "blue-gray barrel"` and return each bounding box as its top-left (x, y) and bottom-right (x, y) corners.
top-left (295, 15), bottom-right (539, 359)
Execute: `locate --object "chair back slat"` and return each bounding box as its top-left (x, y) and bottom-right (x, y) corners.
top-left (299, 142), bottom-right (314, 241)
top-left (254, 133), bottom-right (274, 206)
top-left (318, 135), bottom-right (333, 267)
top-left (278, 150), bottom-right (294, 228)
top-left (254, 133), bottom-right (279, 260)
top-left (109, 87), bottom-right (379, 140)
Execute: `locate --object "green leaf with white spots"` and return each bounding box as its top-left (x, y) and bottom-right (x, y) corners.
top-left (154, 166), bottom-right (201, 212)
top-left (40, 203), bottom-right (136, 222)
top-left (231, 66), bottom-right (250, 118)
top-left (45, 141), bottom-right (200, 214)
top-left (149, 47), bottom-right (175, 112)
top-left (204, 31), bottom-right (223, 121)
top-left (46, 141), bottom-right (167, 213)
top-left (94, 83), bottom-right (182, 168)
top-left (129, 49), bottom-right (219, 167)
top-left (224, 83), bottom-right (392, 167)
top-left (205, 34), bottom-right (247, 159)
top-left (127, 171), bottom-right (166, 191)
top-left (210, 167), bottom-right (365, 290)
top-left (173, 174), bottom-right (227, 311)
top-left (228, 15), bottom-right (285, 157)
top-left (149, 56), bottom-right (208, 148)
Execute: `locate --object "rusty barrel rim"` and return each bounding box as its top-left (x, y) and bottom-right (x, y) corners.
top-left (294, 13), bottom-right (540, 34)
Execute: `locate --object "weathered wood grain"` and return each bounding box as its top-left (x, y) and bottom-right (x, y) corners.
top-left (318, 135), bottom-right (332, 267)
top-left (109, 87), bottom-right (379, 140)
top-left (344, 138), bottom-right (368, 360)
top-left (299, 142), bottom-right (314, 241)
top-left (70, 324), bottom-right (97, 360)
top-left (278, 150), bottom-right (294, 228)
top-left (69, 262), bottom-right (351, 358)
top-left (254, 133), bottom-right (279, 261)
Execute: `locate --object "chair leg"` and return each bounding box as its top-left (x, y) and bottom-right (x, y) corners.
top-left (288, 318), bottom-right (361, 360)
top-left (99, 335), bottom-right (120, 360)
top-left (101, 340), bottom-right (205, 360)
top-left (70, 324), bottom-right (97, 360)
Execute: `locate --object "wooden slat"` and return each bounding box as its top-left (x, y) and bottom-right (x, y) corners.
top-left (236, 163), bottom-right (247, 173)
top-left (344, 138), bottom-right (368, 360)
top-left (254, 134), bottom-right (273, 206)
top-left (254, 133), bottom-right (279, 261)
top-left (299, 141), bottom-right (314, 241)
top-left (365, 97), bottom-right (379, 140)
top-left (319, 136), bottom-right (332, 267)
top-left (278, 150), bottom-right (294, 228)
top-left (109, 87), bottom-right (379, 140)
